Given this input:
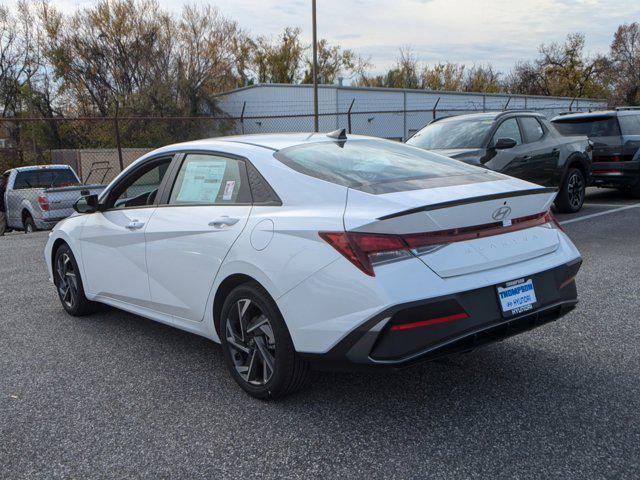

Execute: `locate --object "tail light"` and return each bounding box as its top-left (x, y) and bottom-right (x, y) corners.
top-left (37, 195), bottom-right (49, 211)
top-left (320, 210), bottom-right (560, 276)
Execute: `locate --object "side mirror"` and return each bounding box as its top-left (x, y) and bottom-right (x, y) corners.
top-left (74, 194), bottom-right (100, 214)
top-left (493, 137), bottom-right (518, 150)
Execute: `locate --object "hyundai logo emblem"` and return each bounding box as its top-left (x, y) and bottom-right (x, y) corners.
top-left (492, 206), bottom-right (512, 221)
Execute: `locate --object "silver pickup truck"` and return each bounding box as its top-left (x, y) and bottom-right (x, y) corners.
top-left (2, 165), bottom-right (105, 232)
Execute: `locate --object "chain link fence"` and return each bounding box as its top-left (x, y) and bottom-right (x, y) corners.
top-left (1, 103), bottom-right (600, 183)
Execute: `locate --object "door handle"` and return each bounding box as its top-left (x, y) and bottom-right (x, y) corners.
top-left (126, 220), bottom-right (145, 230)
top-left (208, 216), bottom-right (240, 228)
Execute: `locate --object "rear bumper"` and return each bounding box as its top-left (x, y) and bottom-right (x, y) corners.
top-left (591, 160), bottom-right (640, 188)
top-left (300, 259), bottom-right (581, 369)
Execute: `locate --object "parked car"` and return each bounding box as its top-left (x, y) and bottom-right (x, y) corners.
top-left (45, 132), bottom-right (582, 399)
top-left (2, 165), bottom-right (104, 233)
top-left (406, 111), bottom-right (592, 213)
top-left (551, 107), bottom-right (640, 197)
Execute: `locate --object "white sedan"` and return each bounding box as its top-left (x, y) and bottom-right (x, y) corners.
top-left (45, 132), bottom-right (582, 399)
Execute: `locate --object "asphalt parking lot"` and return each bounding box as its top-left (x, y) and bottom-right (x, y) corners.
top-left (1, 187), bottom-right (639, 479)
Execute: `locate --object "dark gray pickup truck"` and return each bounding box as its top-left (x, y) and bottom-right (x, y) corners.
top-left (2, 165), bottom-right (104, 232)
top-left (407, 110), bottom-right (593, 213)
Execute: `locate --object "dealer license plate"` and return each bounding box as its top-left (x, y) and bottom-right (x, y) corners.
top-left (497, 278), bottom-right (537, 315)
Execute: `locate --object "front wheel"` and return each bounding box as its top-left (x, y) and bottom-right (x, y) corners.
top-left (53, 244), bottom-right (98, 316)
top-left (220, 283), bottom-right (309, 399)
top-left (555, 168), bottom-right (586, 213)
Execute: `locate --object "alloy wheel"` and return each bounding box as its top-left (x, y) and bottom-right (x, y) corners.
top-left (567, 172), bottom-right (584, 210)
top-left (225, 299), bottom-right (276, 386)
top-left (56, 253), bottom-right (78, 309)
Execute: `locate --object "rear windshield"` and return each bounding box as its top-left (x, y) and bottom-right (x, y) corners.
top-left (13, 169), bottom-right (79, 189)
top-left (553, 117), bottom-right (621, 137)
top-left (275, 139), bottom-right (498, 194)
top-left (406, 118), bottom-right (494, 149)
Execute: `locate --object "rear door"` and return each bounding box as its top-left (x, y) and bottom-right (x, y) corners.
top-left (516, 116), bottom-right (560, 186)
top-left (144, 153), bottom-right (253, 321)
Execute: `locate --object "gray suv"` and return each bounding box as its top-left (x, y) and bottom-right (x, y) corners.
top-left (552, 108), bottom-right (640, 197)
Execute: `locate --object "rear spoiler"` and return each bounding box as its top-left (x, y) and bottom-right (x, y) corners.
top-left (377, 187), bottom-right (558, 220)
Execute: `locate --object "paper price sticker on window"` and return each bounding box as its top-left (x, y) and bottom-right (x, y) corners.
top-left (222, 180), bottom-right (236, 201)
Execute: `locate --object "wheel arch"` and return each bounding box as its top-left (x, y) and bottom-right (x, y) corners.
top-left (50, 238), bottom-right (70, 274)
top-left (563, 152), bottom-right (589, 184)
top-left (213, 273), bottom-right (265, 339)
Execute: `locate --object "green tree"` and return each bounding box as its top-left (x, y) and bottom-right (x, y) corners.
top-left (252, 27), bottom-right (304, 83)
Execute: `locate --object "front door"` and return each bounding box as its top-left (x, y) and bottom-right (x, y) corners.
top-left (79, 157), bottom-right (172, 306)
top-left (145, 153), bottom-right (253, 321)
top-left (485, 118), bottom-right (533, 182)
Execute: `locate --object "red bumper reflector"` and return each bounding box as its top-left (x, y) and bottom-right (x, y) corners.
top-left (390, 312), bottom-right (469, 331)
top-left (559, 276), bottom-right (576, 290)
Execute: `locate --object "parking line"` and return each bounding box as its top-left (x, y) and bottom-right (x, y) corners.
top-left (584, 203), bottom-right (636, 207)
top-left (560, 203), bottom-right (640, 225)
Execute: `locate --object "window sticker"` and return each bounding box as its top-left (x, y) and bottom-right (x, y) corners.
top-left (222, 180), bottom-right (236, 201)
top-left (176, 160), bottom-right (226, 203)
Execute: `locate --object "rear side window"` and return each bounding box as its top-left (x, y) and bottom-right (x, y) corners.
top-left (492, 119), bottom-right (522, 146)
top-left (275, 139), bottom-right (498, 194)
top-left (169, 154), bottom-right (251, 205)
top-left (519, 117), bottom-right (545, 143)
top-left (618, 115), bottom-right (640, 135)
top-left (13, 169), bottom-right (78, 189)
top-left (553, 117), bottom-right (621, 137)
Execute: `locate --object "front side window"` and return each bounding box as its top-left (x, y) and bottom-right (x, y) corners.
top-left (169, 154), bottom-right (251, 205)
top-left (275, 139), bottom-right (499, 194)
top-left (407, 118), bottom-right (494, 149)
top-left (112, 159), bottom-right (171, 208)
top-left (519, 117), bottom-right (545, 143)
top-left (552, 117), bottom-right (621, 137)
top-left (492, 118), bottom-right (522, 146)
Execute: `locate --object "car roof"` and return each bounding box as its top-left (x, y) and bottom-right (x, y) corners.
top-left (435, 111), bottom-right (544, 124)
top-left (156, 132), bottom-right (382, 153)
top-left (551, 111), bottom-right (617, 122)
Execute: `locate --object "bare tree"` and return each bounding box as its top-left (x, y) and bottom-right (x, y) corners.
top-left (176, 4), bottom-right (251, 115)
top-left (302, 39), bottom-right (369, 84)
top-left (607, 23), bottom-right (640, 105)
top-left (0, 2), bottom-right (41, 118)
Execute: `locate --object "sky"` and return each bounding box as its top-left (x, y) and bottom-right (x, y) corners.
top-left (15, 0), bottom-right (640, 75)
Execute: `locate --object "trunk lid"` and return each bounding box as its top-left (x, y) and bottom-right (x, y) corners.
top-left (344, 178), bottom-right (559, 278)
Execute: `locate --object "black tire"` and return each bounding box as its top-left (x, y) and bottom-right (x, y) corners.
top-left (219, 282), bottom-right (309, 399)
top-left (23, 214), bottom-right (37, 233)
top-left (53, 243), bottom-right (98, 316)
top-left (555, 168), bottom-right (586, 213)
top-left (621, 180), bottom-right (640, 199)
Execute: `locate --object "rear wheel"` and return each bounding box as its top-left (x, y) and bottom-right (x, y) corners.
top-left (622, 180), bottom-right (640, 199)
top-left (53, 244), bottom-right (97, 316)
top-left (23, 214), bottom-right (36, 233)
top-left (555, 168), bottom-right (585, 213)
top-left (220, 283), bottom-right (309, 399)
